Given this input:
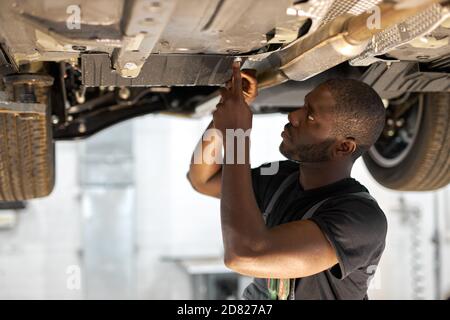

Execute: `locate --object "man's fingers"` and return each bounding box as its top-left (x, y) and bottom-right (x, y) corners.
top-left (219, 87), bottom-right (230, 101)
top-left (241, 71), bottom-right (257, 87)
top-left (241, 69), bottom-right (257, 79)
top-left (232, 61), bottom-right (243, 96)
top-left (225, 80), bottom-right (232, 90)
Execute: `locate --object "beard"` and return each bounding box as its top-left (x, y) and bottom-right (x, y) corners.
top-left (280, 138), bottom-right (335, 163)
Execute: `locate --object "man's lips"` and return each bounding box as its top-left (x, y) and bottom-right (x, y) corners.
top-left (281, 123), bottom-right (291, 139)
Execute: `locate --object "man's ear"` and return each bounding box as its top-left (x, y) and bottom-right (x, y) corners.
top-left (334, 138), bottom-right (357, 158)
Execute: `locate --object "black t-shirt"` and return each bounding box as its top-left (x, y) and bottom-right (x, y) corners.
top-left (245, 160), bottom-right (388, 300)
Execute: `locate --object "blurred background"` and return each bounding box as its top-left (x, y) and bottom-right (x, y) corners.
top-left (0, 113), bottom-right (449, 300)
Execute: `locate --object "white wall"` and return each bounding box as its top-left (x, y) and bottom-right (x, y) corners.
top-left (0, 142), bottom-right (82, 299)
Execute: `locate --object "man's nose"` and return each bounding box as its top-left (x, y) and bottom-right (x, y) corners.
top-left (288, 109), bottom-right (300, 127)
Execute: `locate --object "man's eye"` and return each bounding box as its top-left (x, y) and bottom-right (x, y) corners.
top-left (308, 114), bottom-right (315, 121)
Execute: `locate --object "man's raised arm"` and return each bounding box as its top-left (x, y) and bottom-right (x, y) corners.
top-left (187, 70), bottom-right (258, 199)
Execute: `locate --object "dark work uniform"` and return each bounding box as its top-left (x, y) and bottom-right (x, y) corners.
top-left (243, 160), bottom-right (388, 300)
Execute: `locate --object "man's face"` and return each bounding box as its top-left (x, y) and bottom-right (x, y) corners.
top-left (279, 84), bottom-right (337, 163)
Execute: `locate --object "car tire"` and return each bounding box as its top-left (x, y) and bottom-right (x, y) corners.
top-left (363, 92), bottom-right (450, 191)
top-left (0, 109), bottom-right (55, 201)
top-left (0, 77), bottom-right (55, 201)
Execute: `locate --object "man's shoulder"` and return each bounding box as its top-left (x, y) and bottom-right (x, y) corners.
top-left (317, 189), bottom-right (388, 233)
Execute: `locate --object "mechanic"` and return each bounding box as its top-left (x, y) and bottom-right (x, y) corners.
top-left (187, 61), bottom-right (388, 300)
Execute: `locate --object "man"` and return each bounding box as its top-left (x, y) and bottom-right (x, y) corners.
top-left (187, 61), bottom-right (387, 300)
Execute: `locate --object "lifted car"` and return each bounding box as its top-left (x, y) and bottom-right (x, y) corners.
top-left (0, 0), bottom-right (449, 201)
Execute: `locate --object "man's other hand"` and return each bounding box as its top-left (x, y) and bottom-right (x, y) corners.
top-left (223, 68), bottom-right (258, 105)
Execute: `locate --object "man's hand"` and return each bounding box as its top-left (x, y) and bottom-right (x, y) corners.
top-left (241, 69), bottom-right (258, 105)
top-left (213, 61), bottom-right (254, 135)
top-left (223, 67), bottom-right (258, 105)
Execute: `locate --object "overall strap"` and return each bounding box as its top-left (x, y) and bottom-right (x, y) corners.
top-left (262, 171), bottom-right (298, 223)
top-left (300, 192), bottom-right (376, 220)
top-left (260, 171), bottom-right (298, 300)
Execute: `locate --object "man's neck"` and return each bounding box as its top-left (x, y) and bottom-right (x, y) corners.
top-left (298, 160), bottom-right (352, 191)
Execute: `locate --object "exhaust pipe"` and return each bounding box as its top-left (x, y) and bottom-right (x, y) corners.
top-left (255, 0), bottom-right (444, 88)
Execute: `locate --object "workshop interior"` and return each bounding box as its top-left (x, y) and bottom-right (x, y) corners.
top-left (0, 0), bottom-right (449, 299)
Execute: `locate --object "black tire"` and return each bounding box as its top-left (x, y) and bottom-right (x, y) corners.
top-left (0, 104), bottom-right (55, 201)
top-left (363, 92), bottom-right (450, 191)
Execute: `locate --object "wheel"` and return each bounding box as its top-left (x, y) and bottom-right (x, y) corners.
top-left (363, 92), bottom-right (450, 191)
top-left (0, 74), bottom-right (55, 201)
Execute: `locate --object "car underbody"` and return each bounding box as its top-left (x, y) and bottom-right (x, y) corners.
top-left (0, 0), bottom-right (449, 201)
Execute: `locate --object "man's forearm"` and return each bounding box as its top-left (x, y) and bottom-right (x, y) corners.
top-left (188, 120), bottom-right (223, 185)
top-left (221, 136), bottom-right (267, 260)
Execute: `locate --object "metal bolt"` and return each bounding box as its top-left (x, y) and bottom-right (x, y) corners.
top-left (286, 8), bottom-right (297, 16)
top-left (120, 62), bottom-right (140, 78)
top-left (395, 119), bottom-right (405, 127)
top-left (51, 115), bottom-right (59, 125)
top-left (78, 123), bottom-right (87, 134)
top-left (75, 91), bottom-right (85, 104)
top-left (123, 62), bottom-right (138, 70)
top-left (67, 115), bottom-right (73, 122)
top-left (387, 129), bottom-right (395, 137)
top-left (387, 118), bottom-right (394, 126)
top-left (118, 87), bottom-right (131, 100)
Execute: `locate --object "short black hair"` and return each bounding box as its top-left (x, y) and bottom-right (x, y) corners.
top-left (322, 79), bottom-right (386, 162)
